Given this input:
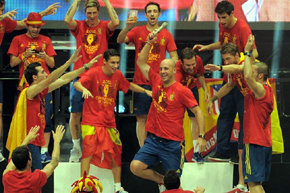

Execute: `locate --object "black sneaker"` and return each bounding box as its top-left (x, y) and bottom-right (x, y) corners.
top-left (208, 152), bottom-right (230, 162)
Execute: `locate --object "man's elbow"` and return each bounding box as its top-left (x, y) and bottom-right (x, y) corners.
top-left (64, 17), bottom-right (72, 25)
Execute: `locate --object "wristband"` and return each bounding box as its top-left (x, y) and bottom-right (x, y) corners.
top-left (244, 51), bottom-right (252, 57)
top-left (219, 65), bottom-right (223, 71)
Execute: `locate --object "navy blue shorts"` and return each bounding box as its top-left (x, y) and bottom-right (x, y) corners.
top-left (186, 86), bottom-right (199, 117)
top-left (133, 133), bottom-right (185, 176)
top-left (133, 85), bottom-right (152, 115)
top-left (0, 81), bottom-right (3, 103)
top-left (69, 79), bottom-right (84, 113)
top-left (242, 144), bottom-right (272, 183)
top-left (28, 144), bottom-right (42, 171)
top-left (44, 93), bottom-right (53, 132)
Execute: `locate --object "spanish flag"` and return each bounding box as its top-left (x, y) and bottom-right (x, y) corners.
top-left (6, 88), bottom-right (28, 158)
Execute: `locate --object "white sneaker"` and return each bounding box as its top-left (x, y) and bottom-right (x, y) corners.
top-left (69, 148), bottom-right (82, 162)
top-left (0, 152), bottom-right (5, 162)
top-left (115, 187), bottom-right (128, 193)
top-left (158, 184), bottom-right (166, 193)
top-left (236, 184), bottom-right (249, 192)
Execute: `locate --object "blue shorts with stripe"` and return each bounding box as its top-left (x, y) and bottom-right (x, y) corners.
top-left (133, 133), bottom-right (185, 176)
top-left (186, 86), bottom-right (199, 117)
top-left (242, 144), bottom-right (272, 183)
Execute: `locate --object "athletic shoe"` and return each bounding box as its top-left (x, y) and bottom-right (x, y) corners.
top-left (41, 152), bottom-right (51, 163)
top-left (69, 148), bottom-right (82, 162)
top-left (0, 152), bottom-right (5, 162)
top-left (115, 187), bottom-right (128, 193)
top-left (208, 152), bottom-right (230, 162)
top-left (192, 152), bottom-right (205, 163)
top-left (158, 184), bottom-right (166, 193)
top-left (226, 184), bottom-right (249, 193)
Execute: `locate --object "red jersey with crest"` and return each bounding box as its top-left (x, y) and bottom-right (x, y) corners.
top-left (146, 68), bottom-right (198, 141)
top-left (26, 88), bottom-right (48, 147)
top-left (79, 66), bottom-right (130, 127)
top-left (127, 25), bottom-right (177, 85)
top-left (71, 20), bottom-right (113, 70)
top-left (0, 18), bottom-right (17, 45)
top-left (244, 84), bottom-right (273, 147)
top-left (8, 34), bottom-right (56, 89)
top-left (175, 55), bottom-right (204, 89)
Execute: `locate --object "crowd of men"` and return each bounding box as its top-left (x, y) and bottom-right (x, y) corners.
top-left (0, 0), bottom-right (274, 193)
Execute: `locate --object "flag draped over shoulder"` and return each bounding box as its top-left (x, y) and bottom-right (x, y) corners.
top-left (184, 78), bottom-right (284, 162)
top-left (6, 88), bottom-right (28, 158)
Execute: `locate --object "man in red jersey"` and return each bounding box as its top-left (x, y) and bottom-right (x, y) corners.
top-left (117, 1), bottom-right (178, 147)
top-left (74, 49), bottom-right (151, 193)
top-left (193, 0), bottom-right (258, 58)
top-left (6, 48), bottom-right (100, 171)
top-left (0, 0), bottom-right (59, 162)
top-left (175, 47), bottom-right (210, 163)
top-left (8, 12), bottom-right (57, 164)
top-left (3, 125), bottom-right (65, 193)
top-left (64, 0), bottom-right (119, 163)
top-left (163, 170), bottom-right (205, 193)
top-left (129, 32), bottom-right (206, 192)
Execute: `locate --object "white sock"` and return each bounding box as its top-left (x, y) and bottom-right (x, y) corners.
top-left (193, 140), bottom-right (200, 153)
top-left (114, 183), bottom-right (121, 192)
top-left (72, 139), bottom-right (81, 149)
top-left (41, 148), bottom-right (48, 154)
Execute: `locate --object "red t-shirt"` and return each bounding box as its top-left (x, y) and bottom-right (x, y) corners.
top-left (231, 60), bottom-right (251, 96)
top-left (79, 66), bottom-right (130, 127)
top-left (219, 19), bottom-right (254, 53)
top-left (163, 189), bottom-right (195, 193)
top-left (8, 34), bottom-right (56, 89)
top-left (175, 55), bottom-right (204, 89)
top-left (26, 88), bottom-right (48, 147)
top-left (0, 18), bottom-right (17, 45)
top-left (146, 68), bottom-right (198, 141)
top-left (127, 25), bottom-right (177, 85)
top-left (243, 84), bottom-right (274, 147)
top-left (3, 169), bottom-right (47, 193)
top-left (71, 20), bottom-right (113, 70)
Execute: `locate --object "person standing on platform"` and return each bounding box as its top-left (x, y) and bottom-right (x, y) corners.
top-left (0, 0), bottom-right (60, 162)
top-left (3, 125), bottom-right (65, 193)
top-left (130, 32), bottom-right (206, 192)
top-left (175, 47), bottom-right (210, 163)
top-left (117, 1), bottom-right (178, 147)
top-left (8, 12), bottom-right (57, 164)
top-left (74, 49), bottom-right (151, 193)
top-left (64, 0), bottom-right (119, 163)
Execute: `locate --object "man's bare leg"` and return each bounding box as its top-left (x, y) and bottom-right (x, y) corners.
top-left (136, 115), bottom-right (147, 147)
top-left (69, 112), bottom-right (82, 162)
top-left (81, 156), bottom-right (92, 176)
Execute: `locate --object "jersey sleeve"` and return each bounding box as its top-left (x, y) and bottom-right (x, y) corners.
top-left (181, 86), bottom-right (198, 109)
top-left (8, 36), bottom-right (20, 56)
top-left (44, 37), bottom-right (57, 57)
top-left (165, 30), bottom-right (177, 53)
top-left (126, 26), bottom-right (138, 44)
top-left (33, 170), bottom-right (48, 188)
top-left (148, 67), bottom-right (160, 86)
top-left (79, 68), bottom-right (96, 90)
top-left (195, 55), bottom-right (205, 75)
top-left (70, 20), bottom-right (82, 38)
top-left (117, 71), bottom-right (130, 94)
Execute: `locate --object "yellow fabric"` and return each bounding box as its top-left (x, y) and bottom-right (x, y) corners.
top-left (81, 125), bottom-right (96, 138)
top-left (6, 88), bottom-right (28, 158)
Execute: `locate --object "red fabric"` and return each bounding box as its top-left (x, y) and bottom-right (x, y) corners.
top-left (8, 34), bottom-right (56, 88)
top-left (146, 68), bottom-right (198, 141)
top-left (218, 19), bottom-right (255, 53)
top-left (0, 18), bottom-right (17, 45)
top-left (3, 169), bottom-right (47, 193)
top-left (79, 66), bottom-right (130, 127)
top-left (71, 20), bottom-right (113, 71)
top-left (175, 55), bottom-right (204, 89)
top-left (243, 84), bottom-right (273, 147)
top-left (82, 126), bottom-right (122, 169)
top-left (26, 88), bottom-right (48, 146)
top-left (229, 0), bottom-right (248, 21)
top-left (163, 189), bottom-right (194, 193)
top-left (231, 60), bottom-right (251, 96)
top-left (127, 25), bottom-right (177, 85)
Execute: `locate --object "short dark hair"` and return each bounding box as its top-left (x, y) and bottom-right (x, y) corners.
top-left (0, 0), bottom-right (5, 7)
top-left (145, 2), bottom-right (161, 13)
top-left (12, 145), bottom-right (31, 171)
top-left (24, 62), bottom-right (41, 85)
top-left (255, 62), bottom-right (269, 81)
top-left (215, 0), bottom-right (234, 15)
top-left (85, 0), bottom-right (100, 12)
top-left (180, 47), bottom-right (196, 62)
top-left (164, 170), bottom-right (180, 190)
top-left (220, 43), bottom-right (240, 56)
top-left (104, 49), bottom-right (120, 61)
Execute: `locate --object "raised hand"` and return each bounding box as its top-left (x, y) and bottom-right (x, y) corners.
top-left (52, 125), bottom-right (65, 144)
top-left (244, 34), bottom-right (255, 53)
top-left (86, 54), bottom-right (102, 68)
top-left (68, 47), bottom-right (82, 64)
top-left (42, 2), bottom-right (61, 16)
top-left (126, 12), bottom-right (138, 28)
top-left (22, 125), bottom-right (40, 145)
top-left (2, 9), bottom-right (17, 20)
top-left (193, 44), bottom-right (207, 52)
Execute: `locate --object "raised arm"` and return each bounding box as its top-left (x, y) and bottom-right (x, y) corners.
top-left (103, 0), bottom-right (119, 31)
top-left (42, 125), bottom-right (65, 178)
top-left (204, 63), bottom-right (243, 74)
top-left (64, 0), bottom-right (81, 30)
top-left (26, 47), bottom-right (82, 99)
top-left (193, 41), bottom-right (222, 52)
top-left (116, 14), bottom-right (137, 43)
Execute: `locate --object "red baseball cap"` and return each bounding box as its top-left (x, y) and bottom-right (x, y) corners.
top-left (24, 12), bottom-right (45, 26)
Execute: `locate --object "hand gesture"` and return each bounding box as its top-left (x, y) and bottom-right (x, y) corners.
top-left (244, 34), bottom-right (255, 53)
top-left (68, 47), bottom-right (82, 64)
top-left (147, 31), bottom-right (157, 43)
top-left (204, 64), bottom-right (220, 71)
top-left (86, 54), bottom-right (102, 69)
top-left (126, 13), bottom-right (138, 28)
top-left (194, 186), bottom-right (205, 193)
top-left (25, 125), bottom-right (40, 143)
top-left (42, 2), bottom-right (61, 16)
top-left (36, 51), bottom-right (47, 59)
top-left (197, 137), bottom-right (206, 152)
top-left (52, 125), bottom-right (65, 144)
top-left (193, 44), bottom-right (207, 52)
top-left (82, 88), bottom-right (93, 99)
top-left (24, 48), bottom-right (35, 58)
top-left (2, 9), bottom-right (17, 20)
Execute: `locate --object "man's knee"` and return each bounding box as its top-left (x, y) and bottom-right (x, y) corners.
top-left (130, 160), bottom-right (146, 175)
top-left (136, 115), bottom-right (147, 123)
top-left (70, 112), bottom-right (82, 121)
